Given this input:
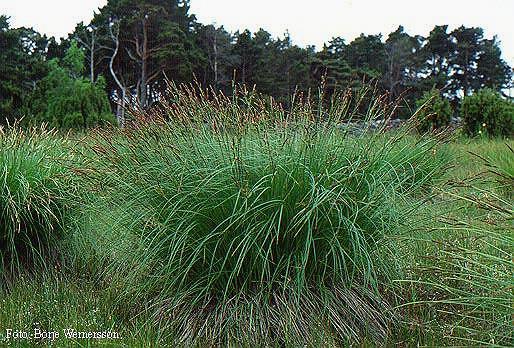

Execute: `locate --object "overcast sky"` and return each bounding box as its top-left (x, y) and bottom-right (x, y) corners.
top-left (2, 0), bottom-right (513, 66)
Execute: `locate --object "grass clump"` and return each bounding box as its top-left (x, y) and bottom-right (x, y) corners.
top-left (66, 86), bottom-right (449, 345)
top-left (0, 125), bottom-right (72, 283)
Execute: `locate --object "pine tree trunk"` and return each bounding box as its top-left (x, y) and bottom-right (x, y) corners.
top-left (116, 88), bottom-right (126, 128)
top-left (140, 17), bottom-right (149, 109)
top-left (109, 20), bottom-right (126, 128)
top-left (213, 33), bottom-right (218, 89)
top-left (90, 30), bottom-right (95, 82)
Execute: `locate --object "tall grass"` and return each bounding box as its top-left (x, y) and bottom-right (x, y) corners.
top-left (449, 138), bottom-right (514, 188)
top-left (0, 272), bottom-right (161, 346)
top-left (398, 140), bottom-right (513, 346)
top-left (66, 86), bottom-right (449, 345)
top-left (475, 143), bottom-right (514, 199)
top-left (0, 125), bottom-right (72, 284)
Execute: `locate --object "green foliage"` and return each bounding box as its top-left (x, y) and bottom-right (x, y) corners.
top-left (344, 34), bottom-right (386, 74)
top-left (311, 44), bottom-right (353, 94)
top-left (62, 41), bottom-right (85, 78)
top-left (422, 25), bottom-right (454, 89)
top-left (477, 37), bottom-right (512, 90)
top-left (0, 126), bottom-right (72, 281)
top-left (194, 24), bottom-right (237, 91)
top-left (386, 138), bottom-right (514, 346)
top-left (45, 75), bottom-right (114, 129)
top-left (449, 26), bottom-right (484, 96)
top-left (461, 88), bottom-right (514, 137)
top-left (3, 4), bottom-right (513, 123)
top-left (0, 16), bottom-right (48, 123)
top-left (91, 0), bottom-right (201, 108)
top-left (415, 89), bottom-right (452, 133)
top-left (26, 42), bottom-right (115, 129)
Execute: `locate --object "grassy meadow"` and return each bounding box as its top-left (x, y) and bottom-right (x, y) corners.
top-left (0, 88), bottom-right (512, 347)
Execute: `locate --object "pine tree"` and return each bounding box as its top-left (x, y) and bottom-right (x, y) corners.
top-left (476, 36), bottom-right (512, 92)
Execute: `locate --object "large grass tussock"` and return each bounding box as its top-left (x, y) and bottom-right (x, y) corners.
top-left (67, 87), bottom-right (449, 344)
top-left (0, 126), bottom-right (73, 281)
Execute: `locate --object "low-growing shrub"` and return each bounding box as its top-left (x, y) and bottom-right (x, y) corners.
top-left (415, 89), bottom-right (453, 133)
top-left (461, 88), bottom-right (514, 137)
top-left (0, 126), bottom-right (72, 282)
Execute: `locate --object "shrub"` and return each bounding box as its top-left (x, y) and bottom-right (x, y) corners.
top-left (67, 87), bottom-right (449, 345)
top-left (0, 126), bottom-right (72, 282)
top-left (461, 88), bottom-right (514, 137)
top-left (24, 41), bottom-right (116, 130)
top-left (415, 89), bottom-right (452, 133)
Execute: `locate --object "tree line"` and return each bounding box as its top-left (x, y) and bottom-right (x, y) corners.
top-left (1, 0), bottom-right (512, 128)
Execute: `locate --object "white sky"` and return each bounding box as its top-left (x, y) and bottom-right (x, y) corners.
top-left (2, 0), bottom-right (513, 66)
